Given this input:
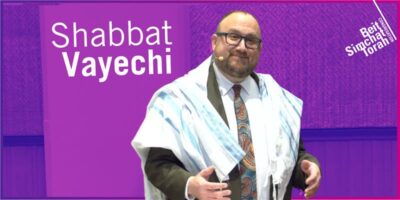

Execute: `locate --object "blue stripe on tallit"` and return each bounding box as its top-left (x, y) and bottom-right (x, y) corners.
top-left (280, 113), bottom-right (298, 161)
top-left (177, 84), bottom-right (244, 163)
top-left (281, 89), bottom-right (301, 117)
top-left (280, 89), bottom-right (302, 160)
top-left (158, 91), bottom-right (202, 151)
top-left (149, 101), bottom-right (179, 134)
top-left (149, 91), bottom-right (204, 172)
top-left (181, 94), bottom-right (243, 161)
top-left (259, 76), bottom-right (299, 162)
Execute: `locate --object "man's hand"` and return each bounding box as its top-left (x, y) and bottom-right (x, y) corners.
top-left (188, 167), bottom-right (231, 200)
top-left (301, 160), bottom-right (321, 199)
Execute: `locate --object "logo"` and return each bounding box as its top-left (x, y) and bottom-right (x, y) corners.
top-left (345, 1), bottom-right (396, 57)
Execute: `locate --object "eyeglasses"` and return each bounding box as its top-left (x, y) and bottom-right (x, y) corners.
top-left (216, 32), bottom-right (262, 49)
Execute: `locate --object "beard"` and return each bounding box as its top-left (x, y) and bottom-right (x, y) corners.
top-left (220, 55), bottom-right (255, 79)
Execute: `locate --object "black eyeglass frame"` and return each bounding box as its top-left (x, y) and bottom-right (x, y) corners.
top-left (216, 32), bottom-right (262, 49)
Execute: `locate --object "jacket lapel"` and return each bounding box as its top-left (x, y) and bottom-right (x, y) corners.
top-left (206, 62), bottom-right (229, 128)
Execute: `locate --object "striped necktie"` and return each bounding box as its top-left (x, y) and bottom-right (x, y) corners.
top-left (232, 84), bottom-right (257, 199)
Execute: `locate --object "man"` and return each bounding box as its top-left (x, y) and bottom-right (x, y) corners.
top-left (132, 11), bottom-right (321, 200)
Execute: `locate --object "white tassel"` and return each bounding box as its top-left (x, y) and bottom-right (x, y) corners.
top-left (273, 184), bottom-right (277, 200)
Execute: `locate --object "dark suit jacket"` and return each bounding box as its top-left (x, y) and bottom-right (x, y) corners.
top-left (145, 64), bottom-right (320, 200)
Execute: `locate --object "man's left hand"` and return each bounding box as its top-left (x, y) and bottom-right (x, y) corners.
top-left (301, 159), bottom-right (321, 199)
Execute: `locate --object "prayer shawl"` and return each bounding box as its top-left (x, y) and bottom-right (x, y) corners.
top-left (132, 56), bottom-right (302, 200)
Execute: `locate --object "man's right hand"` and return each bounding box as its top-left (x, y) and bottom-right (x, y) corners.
top-left (188, 167), bottom-right (231, 200)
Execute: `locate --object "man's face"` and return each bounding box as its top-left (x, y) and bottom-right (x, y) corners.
top-left (212, 13), bottom-right (262, 82)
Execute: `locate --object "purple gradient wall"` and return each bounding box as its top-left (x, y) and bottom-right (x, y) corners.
top-left (189, 3), bottom-right (397, 128)
top-left (2, 3), bottom-right (47, 198)
top-left (1, 1), bottom-right (397, 199)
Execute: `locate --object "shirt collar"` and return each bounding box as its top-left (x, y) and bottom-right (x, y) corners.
top-left (213, 62), bottom-right (252, 96)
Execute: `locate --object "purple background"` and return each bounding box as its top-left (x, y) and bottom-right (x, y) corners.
top-left (39, 3), bottom-right (190, 197)
top-left (1, 1), bottom-right (397, 199)
top-left (189, 3), bottom-right (397, 128)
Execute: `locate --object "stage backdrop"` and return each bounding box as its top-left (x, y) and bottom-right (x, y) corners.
top-left (2, 1), bottom-right (397, 199)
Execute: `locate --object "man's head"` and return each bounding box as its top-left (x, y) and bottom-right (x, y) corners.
top-left (212, 11), bottom-right (262, 83)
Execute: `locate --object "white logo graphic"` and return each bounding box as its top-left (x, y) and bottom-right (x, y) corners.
top-left (345, 0), bottom-right (396, 57)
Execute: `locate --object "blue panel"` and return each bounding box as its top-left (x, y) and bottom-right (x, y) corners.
top-left (302, 127), bottom-right (397, 141)
top-left (2, 135), bottom-right (44, 146)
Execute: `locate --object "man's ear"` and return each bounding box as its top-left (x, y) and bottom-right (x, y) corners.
top-left (211, 34), bottom-right (217, 51)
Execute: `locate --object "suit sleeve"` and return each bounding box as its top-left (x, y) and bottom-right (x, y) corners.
top-left (290, 137), bottom-right (320, 190)
top-left (145, 147), bottom-right (193, 200)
